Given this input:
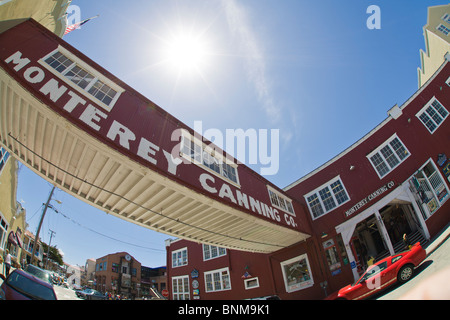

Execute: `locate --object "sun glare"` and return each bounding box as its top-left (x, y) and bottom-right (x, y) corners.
top-left (165, 33), bottom-right (210, 75)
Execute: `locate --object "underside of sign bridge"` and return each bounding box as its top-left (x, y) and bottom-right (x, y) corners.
top-left (0, 67), bottom-right (309, 253)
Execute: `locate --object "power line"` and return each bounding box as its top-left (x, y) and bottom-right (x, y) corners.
top-left (9, 132), bottom-right (285, 249)
top-left (47, 205), bottom-right (165, 252)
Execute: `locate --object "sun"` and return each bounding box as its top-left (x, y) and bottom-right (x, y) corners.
top-left (164, 33), bottom-right (210, 75)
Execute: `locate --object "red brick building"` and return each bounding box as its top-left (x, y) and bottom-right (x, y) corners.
top-left (166, 55), bottom-right (450, 300)
top-left (94, 252), bottom-right (141, 299)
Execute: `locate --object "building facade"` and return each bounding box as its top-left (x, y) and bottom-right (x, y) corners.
top-left (141, 266), bottom-right (167, 298)
top-left (83, 258), bottom-right (96, 288)
top-left (0, 147), bottom-right (27, 271)
top-left (94, 252), bottom-right (142, 299)
top-left (418, 4), bottom-right (450, 87)
top-left (21, 229), bottom-right (44, 266)
top-left (166, 53), bottom-right (450, 300)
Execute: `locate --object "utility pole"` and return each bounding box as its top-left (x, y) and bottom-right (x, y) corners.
top-left (31, 185), bottom-right (55, 266)
top-left (45, 229), bottom-right (56, 269)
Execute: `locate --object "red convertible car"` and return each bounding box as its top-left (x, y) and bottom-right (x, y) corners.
top-left (326, 242), bottom-right (427, 300)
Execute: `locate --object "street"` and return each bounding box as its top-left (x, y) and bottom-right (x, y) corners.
top-left (375, 230), bottom-right (450, 300)
top-left (52, 230), bottom-right (450, 300)
top-left (1, 227), bottom-right (449, 300)
top-left (53, 285), bottom-right (82, 300)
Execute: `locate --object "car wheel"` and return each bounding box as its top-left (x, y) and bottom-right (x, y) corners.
top-left (398, 265), bottom-right (414, 283)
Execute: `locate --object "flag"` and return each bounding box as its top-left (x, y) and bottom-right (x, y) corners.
top-left (64, 15), bottom-right (99, 35)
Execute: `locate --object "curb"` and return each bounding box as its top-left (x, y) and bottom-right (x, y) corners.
top-left (425, 223), bottom-right (450, 257)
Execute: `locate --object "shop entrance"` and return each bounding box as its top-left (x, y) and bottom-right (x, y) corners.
top-left (381, 203), bottom-right (414, 245)
top-left (351, 215), bottom-right (386, 274)
top-left (337, 183), bottom-right (431, 281)
top-left (349, 201), bottom-right (423, 275)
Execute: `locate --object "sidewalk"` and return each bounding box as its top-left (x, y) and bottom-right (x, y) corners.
top-left (423, 222), bottom-right (450, 256)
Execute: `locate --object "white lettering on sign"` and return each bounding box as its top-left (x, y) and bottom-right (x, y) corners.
top-left (198, 173), bottom-right (293, 226)
top-left (4, 50), bottom-right (297, 230)
top-left (345, 181), bottom-right (395, 217)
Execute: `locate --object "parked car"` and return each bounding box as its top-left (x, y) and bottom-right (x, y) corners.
top-left (0, 269), bottom-right (57, 300)
top-left (326, 242), bottom-right (427, 300)
top-left (77, 288), bottom-right (105, 300)
top-left (24, 264), bottom-right (53, 285)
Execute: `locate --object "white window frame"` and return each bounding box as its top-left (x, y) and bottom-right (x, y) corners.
top-left (367, 134), bottom-right (410, 179)
top-left (171, 247), bottom-right (188, 268)
top-left (0, 212), bottom-right (9, 251)
top-left (172, 275), bottom-right (190, 300)
top-left (0, 147), bottom-right (10, 175)
top-left (244, 277), bottom-right (260, 290)
top-left (202, 244), bottom-right (226, 261)
top-left (204, 267), bottom-right (231, 293)
top-left (409, 159), bottom-right (450, 220)
top-left (442, 13), bottom-right (450, 23)
top-left (446, 76), bottom-right (450, 87)
top-left (304, 176), bottom-right (350, 220)
top-left (39, 45), bottom-right (124, 112)
top-left (437, 23), bottom-right (450, 36)
top-left (179, 130), bottom-right (240, 187)
top-left (267, 186), bottom-right (296, 216)
top-left (416, 97), bottom-right (448, 134)
top-left (280, 254), bottom-right (314, 293)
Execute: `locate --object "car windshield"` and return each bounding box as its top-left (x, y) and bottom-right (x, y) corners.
top-left (25, 265), bottom-right (52, 284)
top-left (6, 272), bottom-right (56, 300)
top-left (356, 261), bottom-right (388, 284)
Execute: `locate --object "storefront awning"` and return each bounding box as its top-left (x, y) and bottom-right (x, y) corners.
top-left (8, 231), bottom-right (17, 246)
top-left (15, 232), bottom-right (23, 248)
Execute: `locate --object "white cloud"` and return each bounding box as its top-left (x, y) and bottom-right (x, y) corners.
top-left (221, 0), bottom-right (280, 123)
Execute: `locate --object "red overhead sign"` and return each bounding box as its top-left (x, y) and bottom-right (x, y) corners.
top-left (0, 20), bottom-right (310, 234)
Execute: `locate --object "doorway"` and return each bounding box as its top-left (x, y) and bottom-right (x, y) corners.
top-left (380, 203), bottom-right (415, 244)
top-left (351, 214), bottom-right (387, 273)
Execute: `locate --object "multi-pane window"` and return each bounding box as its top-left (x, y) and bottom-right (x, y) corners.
top-left (305, 177), bottom-right (350, 219)
top-left (267, 187), bottom-right (295, 216)
top-left (417, 97), bottom-right (448, 134)
top-left (41, 47), bottom-right (122, 111)
top-left (172, 276), bottom-right (190, 300)
top-left (0, 215), bottom-right (8, 251)
top-left (204, 268), bottom-right (231, 292)
top-left (171, 248), bottom-right (188, 268)
top-left (368, 134), bottom-right (410, 179)
top-left (437, 23), bottom-right (450, 36)
top-left (442, 13), bottom-right (450, 23)
top-left (180, 134), bottom-right (239, 185)
top-left (281, 254), bottom-right (314, 293)
top-left (409, 160), bottom-right (449, 219)
top-left (64, 64), bottom-right (95, 89)
top-left (0, 147), bottom-right (10, 174)
top-left (88, 79), bottom-right (118, 107)
top-left (44, 51), bottom-right (74, 73)
top-left (203, 244), bottom-right (226, 261)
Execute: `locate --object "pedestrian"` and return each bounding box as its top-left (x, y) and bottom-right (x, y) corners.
top-left (403, 233), bottom-right (411, 250)
top-left (4, 249), bottom-right (11, 277)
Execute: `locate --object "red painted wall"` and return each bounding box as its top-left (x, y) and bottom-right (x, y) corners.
top-left (166, 239), bottom-right (278, 300)
top-left (285, 61), bottom-right (450, 237)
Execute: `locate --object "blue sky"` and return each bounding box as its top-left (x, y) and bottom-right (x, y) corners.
top-left (16, 0), bottom-right (448, 267)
